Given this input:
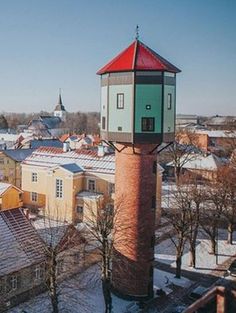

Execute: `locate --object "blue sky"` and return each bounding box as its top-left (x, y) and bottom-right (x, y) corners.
top-left (0, 0), bottom-right (235, 115)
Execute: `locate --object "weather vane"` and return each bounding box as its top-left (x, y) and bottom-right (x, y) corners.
top-left (135, 25), bottom-right (139, 40)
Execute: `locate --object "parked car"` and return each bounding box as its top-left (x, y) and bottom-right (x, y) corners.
top-left (227, 260), bottom-right (236, 276)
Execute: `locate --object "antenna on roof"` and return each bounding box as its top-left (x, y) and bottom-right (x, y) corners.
top-left (135, 25), bottom-right (139, 40)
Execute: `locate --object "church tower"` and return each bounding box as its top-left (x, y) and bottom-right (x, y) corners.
top-left (97, 38), bottom-right (181, 299)
top-left (54, 91), bottom-right (67, 122)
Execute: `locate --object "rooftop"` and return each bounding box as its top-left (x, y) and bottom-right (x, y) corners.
top-left (23, 146), bottom-right (115, 175)
top-left (97, 40), bottom-right (181, 75)
top-left (2, 148), bottom-right (35, 162)
top-left (0, 208), bottom-right (45, 276)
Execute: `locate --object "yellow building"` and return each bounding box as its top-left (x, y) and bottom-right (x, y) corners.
top-left (21, 147), bottom-right (115, 223)
top-left (0, 182), bottom-right (23, 210)
top-left (0, 149), bottom-right (34, 188)
top-left (21, 146), bottom-right (163, 225)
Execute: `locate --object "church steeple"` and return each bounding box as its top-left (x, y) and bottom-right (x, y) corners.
top-left (54, 90), bottom-right (67, 121)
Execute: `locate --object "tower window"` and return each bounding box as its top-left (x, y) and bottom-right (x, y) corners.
top-left (142, 117), bottom-right (155, 132)
top-left (117, 93), bottom-right (124, 109)
top-left (102, 117), bottom-right (106, 130)
top-left (146, 104), bottom-right (151, 110)
top-left (167, 93), bottom-right (172, 110)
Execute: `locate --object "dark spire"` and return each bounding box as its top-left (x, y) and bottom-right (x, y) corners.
top-left (54, 89), bottom-right (66, 111)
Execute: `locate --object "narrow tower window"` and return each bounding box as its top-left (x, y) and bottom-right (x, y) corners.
top-left (167, 93), bottom-right (172, 110)
top-left (117, 93), bottom-right (124, 109)
top-left (102, 117), bottom-right (106, 130)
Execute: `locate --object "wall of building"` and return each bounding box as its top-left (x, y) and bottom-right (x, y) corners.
top-left (135, 84), bottom-right (162, 134)
top-left (0, 187), bottom-right (22, 210)
top-left (0, 154), bottom-right (21, 188)
top-left (108, 84), bottom-right (133, 133)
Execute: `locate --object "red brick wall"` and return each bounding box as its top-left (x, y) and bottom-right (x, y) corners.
top-left (112, 144), bottom-right (156, 298)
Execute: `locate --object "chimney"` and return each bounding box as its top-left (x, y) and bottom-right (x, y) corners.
top-left (97, 144), bottom-right (105, 157)
top-left (63, 142), bottom-right (70, 152)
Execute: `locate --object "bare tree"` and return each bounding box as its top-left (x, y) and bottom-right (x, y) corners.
top-left (185, 177), bottom-right (206, 268)
top-left (217, 166), bottom-right (236, 244)
top-left (167, 130), bottom-right (200, 183)
top-left (32, 214), bottom-right (89, 313)
top-left (163, 183), bottom-right (191, 278)
top-left (200, 181), bottom-right (226, 255)
top-left (82, 197), bottom-right (114, 313)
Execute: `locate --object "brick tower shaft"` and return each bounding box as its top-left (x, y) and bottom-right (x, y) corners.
top-left (112, 144), bottom-right (156, 299)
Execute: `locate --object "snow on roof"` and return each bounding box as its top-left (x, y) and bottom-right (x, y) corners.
top-left (23, 147), bottom-right (115, 175)
top-left (167, 153), bottom-right (225, 171)
top-left (0, 182), bottom-right (12, 195)
top-left (76, 191), bottom-right (103, 199)
top-left (195, 129), bottom-right (236, 138)
top-left (0, 208), bottom-right (45, 276)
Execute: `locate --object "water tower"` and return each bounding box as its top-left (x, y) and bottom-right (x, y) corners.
top-left (97, 37), bottom-right (181, 299)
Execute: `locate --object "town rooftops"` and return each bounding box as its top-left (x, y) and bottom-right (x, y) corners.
top-left (97, 40), bottom-right (181, 75)
top-left (0, 208), bottom-right (45, 276)
top-left (22, 146), bottom-right (115, 175)
top-left (2, 148), bottom-right (35, 162)
top-left (30, 138), bottom-right (63, 149)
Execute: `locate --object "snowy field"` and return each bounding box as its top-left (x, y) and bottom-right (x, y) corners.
top-left (155, 228), bottom-right (236, 274)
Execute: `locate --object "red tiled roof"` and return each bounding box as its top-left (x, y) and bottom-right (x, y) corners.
top-left (60, 133), bottom-right (70, 142)
top-left (35, 146), bottom-right (63, 154)
top-left (97, 40), bottom-right (181, 75)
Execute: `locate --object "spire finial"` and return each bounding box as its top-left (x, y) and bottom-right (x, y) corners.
top-left (58, 88), bottom-right (62, 105)
top-left (135, 25), bottom-right (139, 40)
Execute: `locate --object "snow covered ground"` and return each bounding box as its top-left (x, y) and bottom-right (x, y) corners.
top-left (9, 228), bottom-right (236, 313)
top-left (155, 228), bottom-right (236, 274)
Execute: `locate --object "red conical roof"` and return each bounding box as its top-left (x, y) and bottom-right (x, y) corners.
top-left (97, 40), bottom-right (181, 75)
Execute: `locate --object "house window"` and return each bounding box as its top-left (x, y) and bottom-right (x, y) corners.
top-left (32, 172), bottom-right (38, 182)
top-left (56, 179), bottom-right (63, 198)
top-left (117, 93), bottom-right (124, 109)
top-left (31, 192), bottom-right (38, 202)
top-left (10, 276), bottom-right (17, 290)
top-left (102, 116), bottom-right (106, 130)
top-left (34, 264), bottom-right (44, 280)
top-left (77, 206), bottom-right (83, 214)
top-left (88, 179), bottom-right (96, 192)
top-left (141, 117), bottom-right (155, 132)
top-left (167, 93), bottom-right (172, 110)
top-left (0, 158), bottom-right (4, 164)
